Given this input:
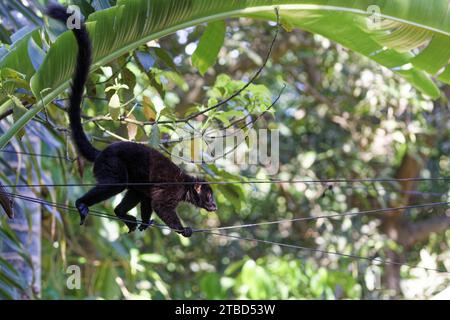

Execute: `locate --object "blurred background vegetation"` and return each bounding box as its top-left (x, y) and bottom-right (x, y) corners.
top-left (0, 0), bottom-right (449, 299)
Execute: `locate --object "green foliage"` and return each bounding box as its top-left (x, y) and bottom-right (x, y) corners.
top-left (0, 218), bottom-right (34, 299)
top-left (0, 0), bottom-right (40, 44)
top-left (1, 0), bottom-right (450, 147)
top-left (196, 256), bottom-right (363, 299)
top-left (0, 0), bottom-right (449, 301)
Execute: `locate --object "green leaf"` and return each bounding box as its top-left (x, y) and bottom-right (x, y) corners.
top-left (153, 47), bottom-right (178, 72)
top-left (192, 20), bottom-right (226, 75)
top-left (92, 0), bottom-right (112, 11)
top-left (0, 24), bottom-right (11, 44)
top-left (0, 267), bottom-right (27, 292)
top-left (300, 151), bottom-right (316, 169)
top-left (149, 124), bottom-right (160, 148)
top-left (11, 96), bottom-right (27, 139)
top-left (396, 68), bottom-right (440, 99)
top-left (93, 261), bottom-right (121, 299)
top-left (0, 282), bottom-right (15, 300)
top-left (411, 34), bottom-right (450, 74)
top-left (217, 184), bottom-right (242, 211)
top-left (140, 253), bottom-right (168, 264)
top-left (0, 27), bottom-right (38, 81)
top-left (0, 68), bottom-right (28, 95)
top-left (200, 273), bottom-right (226, 299)
top-left (8, 0), bottom-right (40, 26)
top-left (438, 65), bottom-right (450, 83)
top-left (108, 93), bottom-right (121, 120)
top-left (238, 260), bottom-right (273, 299)
top-left (27, 37), bottom-right (45, 71)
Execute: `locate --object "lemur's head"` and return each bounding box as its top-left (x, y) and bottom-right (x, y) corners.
top-left (192, 179), bottom-right (217, 212)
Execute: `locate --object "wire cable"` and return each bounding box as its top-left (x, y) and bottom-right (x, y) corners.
top-left (3, 192), bottom-right (448, 230)
top-left (195, 201), bottom-right (450, 232)
top-left (1, 191), bottom-right (449, 274)
top-left (201, 231), bottom-right (449, 274)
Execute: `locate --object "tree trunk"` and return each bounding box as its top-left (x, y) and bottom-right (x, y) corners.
top-left (380, 97), bottom-right (448, 296)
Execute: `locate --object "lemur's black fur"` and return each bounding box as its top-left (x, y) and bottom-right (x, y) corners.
top-left (47, 5), bottom-right (217, 237)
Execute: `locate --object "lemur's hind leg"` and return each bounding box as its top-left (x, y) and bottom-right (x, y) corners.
top-left (76, 184), bottom-right (125, 225)
top-left (114, 190), bottom-right (141, 233)
top-left (139, 197), bottom-right (154, 231)
top-left (76, 157), bottom-right (128, 225)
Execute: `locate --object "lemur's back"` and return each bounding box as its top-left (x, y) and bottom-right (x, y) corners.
top-left (95, 142), bottom-right (186, 184)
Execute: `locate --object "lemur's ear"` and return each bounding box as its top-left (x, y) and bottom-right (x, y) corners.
top-left (194, 183), bottom-right (202, 194)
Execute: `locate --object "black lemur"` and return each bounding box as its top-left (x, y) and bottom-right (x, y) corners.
top-left (46, 5), bottom-right (217, 237)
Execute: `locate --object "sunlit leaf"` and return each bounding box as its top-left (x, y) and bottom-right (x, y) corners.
top-left (142, 96), bottom-right (156, 121)
top-left (27, 37), bottom-right (45, 71)
top-left (109, 93), bottom-right (121, 121)
top-left (149, 124), bottom-right (160, 148)
top-left (192, 20), bottom-right (226, 75)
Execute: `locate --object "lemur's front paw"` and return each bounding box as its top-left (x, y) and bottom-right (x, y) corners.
top-left (76, 201), bottom-right (89, 226)
top-left (181, 227), bottom-right (193, 238)
top-left (138, 219), bottom-right (154, 231)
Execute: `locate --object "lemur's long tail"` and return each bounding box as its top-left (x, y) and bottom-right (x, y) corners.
top-left (47, 5), bottom-right (100, 162)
